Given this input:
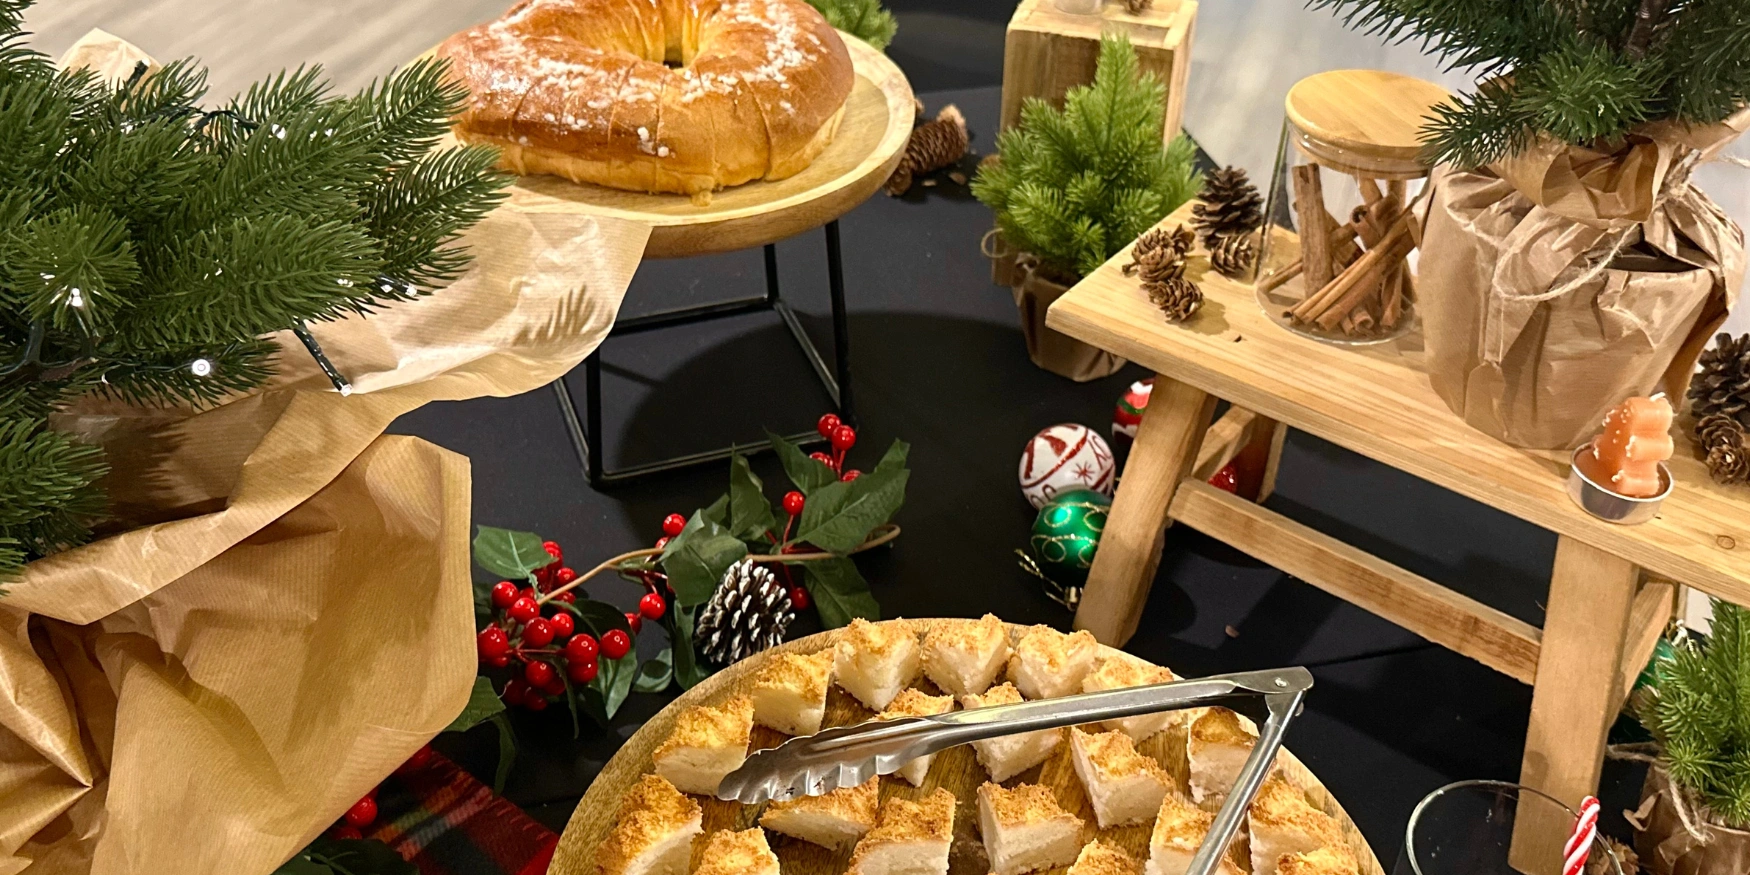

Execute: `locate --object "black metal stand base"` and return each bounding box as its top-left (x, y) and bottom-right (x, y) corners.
top-left (553, 221), bottom-right (853, 488)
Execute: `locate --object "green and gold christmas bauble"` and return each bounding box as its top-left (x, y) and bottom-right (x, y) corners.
top-left (1029, 489), bottom-right (1110, 583)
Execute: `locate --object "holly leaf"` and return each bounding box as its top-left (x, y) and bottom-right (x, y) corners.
top-left (473, 526), bottom-right (550, 580)
top-left (873, 439), bottom-right (910, 474)
top-left (792, 467), bottom-right (908, 554)
top-left (444, 676), bottom-right (505, 734)
top-left (564, 598), bottom-right (632, 637)
top-left (302, 838), bottom-right (418, 875)
top-left (635, 648), bottom-right (674, 693)
top-left (803, 557), bottom-right (880, 628)
top-left (661, 512), bottom-right (748, 607)
top-left (728, 454), bottom-right (777, 541)
top-left (670, 603), bottom-right (714, 689)
top-left (489, 712), bottom-right (517, 793)
top-left (593, 651), bottom-right (638, 718)
top-left (769, 430), bottom-right (837, 493)
top-left (701, 493), bottom-right (729, 527)
top-left (272, 857), bottom-right (332, 875)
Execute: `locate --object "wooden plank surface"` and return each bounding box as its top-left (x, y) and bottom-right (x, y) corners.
top-left (1045, 202), bottom-right (1750, 607)
top-left (1074, 376), bottom-right (1215, 645)
top-left (1190, 405), bottom-right (1261, 481)
top-left (548, 619), bottom-right (1385, 875)
top-left (1169, 480), bottom-right (1543, 683)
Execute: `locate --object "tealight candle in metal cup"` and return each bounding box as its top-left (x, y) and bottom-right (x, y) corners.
top-left (1567, 446), bottom-right (1673, 526)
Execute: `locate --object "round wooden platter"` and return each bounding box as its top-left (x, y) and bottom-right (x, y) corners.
top-left (496, 34), bottom-right (913, 259)
top-left (548, 619), bottom-right (1385, 875)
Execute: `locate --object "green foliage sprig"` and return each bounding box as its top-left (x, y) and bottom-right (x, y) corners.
top-left (973, 36), bottom-right (1202, 282)
top-left (470, 430), bottom-right (907, 726)
top-left (1311, 0), bottom-right (1750, 168)
top-left (273, 836), bottom-right (416, 875)
top-left (806, 0), bottom-right (898, 51)
top-left (0, 0), bottom-right (507, 580)
top-left (1641, 600), bottom-right (1750, 827)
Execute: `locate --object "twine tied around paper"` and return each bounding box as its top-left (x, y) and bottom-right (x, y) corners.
top-left (1494, 144), bottom-right (1747, 306)
top-left (1609, 741), bottom-right (1715, 845)
top-left (980, 227), bottom-right (1015, 261)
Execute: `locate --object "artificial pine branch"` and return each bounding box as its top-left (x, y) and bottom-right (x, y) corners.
top-left (1642, 600), bottom-right (1750, 827)
top-left (1622, 0), bottom-right (1670, 60)
top-left (0, 0), bottom-right (507, 580)
top-left (803, 0), bottom-right (897, 51)
top-left (973, 36), bottom-right (1200, 281)
top-left (1313, 0), bottom-right (1750, 167)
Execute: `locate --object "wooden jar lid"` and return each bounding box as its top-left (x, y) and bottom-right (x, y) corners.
top-left (1285, 70), bottom-right (1452, 178)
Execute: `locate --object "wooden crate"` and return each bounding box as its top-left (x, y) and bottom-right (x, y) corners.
top-left (999, 0), bottom-right (1197, 143)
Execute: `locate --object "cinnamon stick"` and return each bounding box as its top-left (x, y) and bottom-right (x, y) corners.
top-left (1258, 221), bottom-right (1361, 295)
top-left (1292, 165), bottom-right (1334, 292)
top-left (1358, 177), bottom-right (1384, 206)
top-left (1380, 267), bottom-right (1404, 328)
top-left (1314, 219), bottom-right (1415, 330)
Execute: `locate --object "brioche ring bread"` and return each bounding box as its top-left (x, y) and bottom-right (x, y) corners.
top-left (438, 0), bottom-right (855, 202)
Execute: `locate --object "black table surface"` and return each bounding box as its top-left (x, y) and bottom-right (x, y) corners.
top-left (389, 85), bottom-right (1650, 870)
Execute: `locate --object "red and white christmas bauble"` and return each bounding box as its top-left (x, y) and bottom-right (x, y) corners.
top-left (1019, 424), bottom-right (1115, 509)
top-left (1113, 378), bottom-right (1155, 439)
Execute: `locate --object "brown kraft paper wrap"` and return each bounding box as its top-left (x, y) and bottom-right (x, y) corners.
top-left (1414, 108), bottom-right (1749, 449)
top-left (1630, 766), bottom-right (1750, 875)
top-left (0, 30), bottom-right (652, 875)
top-left (984, 231), bottom-right (1126, 381)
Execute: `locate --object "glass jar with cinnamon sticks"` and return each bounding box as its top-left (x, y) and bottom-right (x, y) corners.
top-left (1252, 70), bottom-right (1451, 346)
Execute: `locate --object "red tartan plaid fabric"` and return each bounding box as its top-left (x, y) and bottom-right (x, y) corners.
top-left (365, 750), bottom-right (557, 875)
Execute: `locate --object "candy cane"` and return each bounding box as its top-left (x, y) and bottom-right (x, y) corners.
top-left (1562, 795), bottom-right (1601, 875)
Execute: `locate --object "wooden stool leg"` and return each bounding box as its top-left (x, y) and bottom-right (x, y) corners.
top-left (1509, 536), bottom-right (1640, 875)
top-left (1073, 376), bottom-right (1215, 646)
top-left (1232, 416), bottom-right (1285, 502)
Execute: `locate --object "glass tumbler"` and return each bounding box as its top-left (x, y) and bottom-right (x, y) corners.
top-left (1395, 780), bottom-right (1623, 875)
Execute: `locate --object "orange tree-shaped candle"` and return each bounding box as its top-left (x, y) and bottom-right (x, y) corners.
top-left (1576, 395), bottom-right (1674, 498)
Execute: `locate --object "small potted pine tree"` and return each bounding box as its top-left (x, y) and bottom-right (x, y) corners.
top-left (1634, 599), bottom-right (1750, 873)
top-left (1314, 0), bottom-right (1748, 450)
top-left (974, 35), bottom-right (1199, 381)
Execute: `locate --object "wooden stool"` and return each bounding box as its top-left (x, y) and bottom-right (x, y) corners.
top-left (1260, 70), bottom-right (1449, 340)
top-left (1043, 201), bottom-right (1750, 870)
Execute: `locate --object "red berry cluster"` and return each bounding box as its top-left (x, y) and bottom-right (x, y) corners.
top-left (326, 743), bottom-right (434, 840)
top-left (477, 540), bottom-right (643, 710)
top-left (808, 413), bottom-right (862, 483)
top-left (764, 413), bottom-right (868, 610)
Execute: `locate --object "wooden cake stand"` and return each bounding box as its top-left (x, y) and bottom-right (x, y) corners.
top-left (500, 36), bottom-right (914, 260)
top-left (548, 619), bottom-right (1385, 875)
top-left (450, 34), bottom-right (914, 485)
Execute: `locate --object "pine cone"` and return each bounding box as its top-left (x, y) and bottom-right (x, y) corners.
top-left (1697, 412), bottom-right (1746, 452)
top-left (1708, 441), bottom-right (1749, 485)
top-left (1147, 276), bottom-right (1202, 322)
top-left (885, 104), bottom-right (969, 195)
top-left (1132, 244), bottom-right (1186, 285)
top-left (1588, 836), bottom-right (1638, 875)
top-left (1688, 333), bottom-right (1750, 428)
top-left (1191, 166), bottom-right (1264, 244)
top-left (694, 559), bottom-right (795, 665)
top-left (1124, 224), bottom-right (1194, 276)
top-left (1209, 232), bottom-right (1256, 278)
top-left (1124, 0), bottom-right (1152, 12)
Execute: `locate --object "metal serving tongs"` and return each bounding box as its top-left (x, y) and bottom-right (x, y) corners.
top-left (717, 666), bottom-right (1314, 875)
